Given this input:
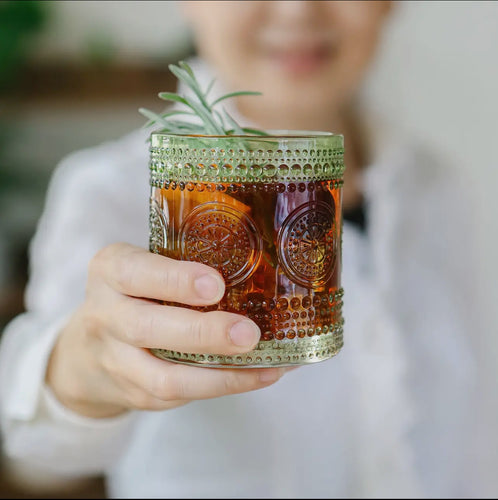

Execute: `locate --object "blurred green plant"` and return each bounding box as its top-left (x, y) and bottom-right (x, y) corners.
top-left (0, 0), bottom-right (48, 91)
top-left (84, 29), bottom-right (117, 68)
top-left (0, 119), bottom-right (48, 215)
top-left (0, 0), bottom-right (49, 243)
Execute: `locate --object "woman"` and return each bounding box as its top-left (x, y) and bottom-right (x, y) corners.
top-left (0, 2), bottom-right (486, 497)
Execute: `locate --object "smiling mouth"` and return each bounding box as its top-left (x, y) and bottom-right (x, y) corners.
top-left (266, 43), bottom-right (335, 76)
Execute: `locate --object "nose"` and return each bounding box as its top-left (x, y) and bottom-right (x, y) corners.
top-left (268, 1), bottom-right (318, 23)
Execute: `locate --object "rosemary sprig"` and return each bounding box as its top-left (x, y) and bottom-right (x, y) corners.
top-left (139, 60), bottom-right (268, 137)
top-left (142, 61), bottom-right (278, 270)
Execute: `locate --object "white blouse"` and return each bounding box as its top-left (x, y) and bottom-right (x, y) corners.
top-left (0, 60), bottom-right (490, 498)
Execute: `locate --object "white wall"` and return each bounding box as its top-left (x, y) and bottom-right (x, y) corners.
top-left (32, 1), bottom-right (191, 63)
top-left (364, 1), bottom-right (498, 189)
top-left (363, 1), bottom-right (498, 372)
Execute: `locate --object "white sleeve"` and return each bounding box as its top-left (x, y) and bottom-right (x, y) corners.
top-left (0, 313), bottom-right (138, 477)
top-left (0, 131), bottom-right (148, 476)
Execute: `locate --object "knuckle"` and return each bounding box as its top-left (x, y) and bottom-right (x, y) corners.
top-left (167, 373), bottom-right (187, 401)
top-left (222, 372), bottom-right (245, 394)
top-left (244, 372), bottom-right (268, 392)
top-left (88, 243), bottom-right (135, 292)
top-left (88, 250), bottom-right (105, 282)
top-left (158, 265), bottom-right (177, 292)
top-left (80, 305), bottom-right (107, 340)
top-left (127, 390), bottom-right (155, 411)
top-left (89, 244), bottom-right (120, 273)
top-left (147, 371), bottom-right (172, 401)
top-left (187, 316), bottom-right (205, 348)
top-left (112, 253), bottom-right (136, 293)
top-left (125, 312), bottom-right (152, 346)
top-left (185, 311), bottom-right (234, 353)
top-left (94, 243), bottom-right (117, 262)
top-left (248, 372), bottom-right (267, 391)
top-left (247, 373), bottom-right (268, 391)
top-left (98, 348), bottom-right (118, 378)
top-left (159, 264), bottom-right (190, 298)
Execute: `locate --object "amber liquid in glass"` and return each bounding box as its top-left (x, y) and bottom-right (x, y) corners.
top-left (151, 179), bottom-right (342, 342)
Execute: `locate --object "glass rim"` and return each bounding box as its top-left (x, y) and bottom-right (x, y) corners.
top-left (150, 130), bottom-right (343, 140)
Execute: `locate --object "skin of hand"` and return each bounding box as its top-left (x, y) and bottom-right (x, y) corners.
top-left (46, 243), bottom-right (291, 419)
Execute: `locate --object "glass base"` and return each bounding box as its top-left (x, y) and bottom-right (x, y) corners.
top-left (150, 326), bottom-right (343, 368)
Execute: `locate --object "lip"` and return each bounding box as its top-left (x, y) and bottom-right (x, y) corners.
top-left (268, 44), bottom-right (334, 76)
top-left (261, 33), bottom-right (336, 76)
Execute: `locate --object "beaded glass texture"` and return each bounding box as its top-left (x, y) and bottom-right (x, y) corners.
top-left (149, 132), bottom-right (345, 367)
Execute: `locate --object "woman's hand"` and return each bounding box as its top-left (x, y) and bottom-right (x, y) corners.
top-left (46, 243), bottom-right (288, 418)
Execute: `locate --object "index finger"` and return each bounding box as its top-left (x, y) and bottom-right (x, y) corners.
top-left (91, 243), bottom-right (225, 306)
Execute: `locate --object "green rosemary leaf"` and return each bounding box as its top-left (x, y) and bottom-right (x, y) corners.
top-left (205, 78), bottom-right (216, 97)
top-left (158, 91), bottom-right (222, 134)
top-left (140, 108), bottom-right (196, 128)
top-left (178, 60), bottom-right (196, 80)
top-left (183, 96), bottom-right (225, 135)
top-left (138, 107), bottom-right (172, 128)
top-left (158, 92), bottom-right (190, 106)
top-left (163, 120), bottom-right (205, 132)
top-left (241, 127), bottom-right (270, 136)
top-left (161, 109), bottom-right (196, 118)
top-left (213, 110), bottom-right (226, 129)
top-left (140, 60), bottom-right (267, 137)
top-left (168, 64), bottom-right (211, 111)
top-left (211, 91), bottom-right (262, 107)
top-left (223, 109), bottom-right (245, 135)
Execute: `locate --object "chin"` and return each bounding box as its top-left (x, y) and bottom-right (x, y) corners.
top-left (267, 84), bottom-right (338, 110)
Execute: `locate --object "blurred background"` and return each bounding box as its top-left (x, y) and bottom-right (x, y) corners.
top-left (0, 1), bottom-right (497, 498)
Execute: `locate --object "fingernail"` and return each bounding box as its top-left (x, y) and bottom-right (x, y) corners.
top-left (229, 320), bottom-right (260, 348)
top-left (194, 274), bottom-right (224, 301)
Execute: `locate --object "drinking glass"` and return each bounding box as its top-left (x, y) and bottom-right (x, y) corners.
top-left (148, 131), bottom-right (345, 367)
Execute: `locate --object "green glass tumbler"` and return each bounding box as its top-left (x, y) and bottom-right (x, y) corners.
top-left (148, 131), bottom-right (345, 367)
